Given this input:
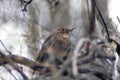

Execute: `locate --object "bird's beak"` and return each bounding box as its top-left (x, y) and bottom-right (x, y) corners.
top-left (68, 27), bottom-right (75, 32)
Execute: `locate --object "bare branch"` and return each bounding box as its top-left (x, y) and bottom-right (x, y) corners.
top-left (0, 52), bottom-right (28, 80)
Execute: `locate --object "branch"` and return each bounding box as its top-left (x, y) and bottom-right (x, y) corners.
top-left (0, 54), bottom-right (51, 71)
top-left (0, 52), bottom-right (28, 80)
top-left (94, 0), bottom-right (110, 38)
top-left (89, 0), bottom-right (96, 35)
top-left (117, 16), bottom-right (120, 24)
top-left (20, 0), bottom-right (33, 12)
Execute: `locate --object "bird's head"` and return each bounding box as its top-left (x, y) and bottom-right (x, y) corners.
top-left (55, 27), bottom-right (75, 44)
top-left (57, 27), bottom-right (75, 33)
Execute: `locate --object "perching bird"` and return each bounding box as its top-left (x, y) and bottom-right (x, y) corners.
top-left (34, 27), bottom-right (74, 75)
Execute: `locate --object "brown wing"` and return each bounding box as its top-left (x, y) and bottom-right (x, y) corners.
top-left (36, 34), bottom-right (53, 62)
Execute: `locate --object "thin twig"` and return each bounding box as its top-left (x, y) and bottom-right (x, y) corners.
top-left (89, 0), bottom-right (96, 35)
top-left (0, 40), bottom-right (11, 55)
top-left (0, 52), bottom-right (28, 80)
top-left (3, 65), bottom-right (17, 80)
top-left (72, 38), bottom-right (89, 76)
top-left (94, 0), bottom-right (110, 38)
top-left (86, 0), bottom-right (91, 25)
top-left (0, 40), bottom-right (17, 79)
top-left (117, 16), bottom-right (120, 24)
top-left (21, 0), bottom-right (33, 12)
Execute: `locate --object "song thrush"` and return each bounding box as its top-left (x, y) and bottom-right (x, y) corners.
top-left (35, 27), bottom-right (74, 75)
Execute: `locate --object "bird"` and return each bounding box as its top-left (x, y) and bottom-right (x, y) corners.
top-left (34, 27), bottom-right (75, 75)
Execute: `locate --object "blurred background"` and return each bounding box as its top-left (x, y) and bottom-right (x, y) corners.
top-left (0, 0), bottom-right (120, 80)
